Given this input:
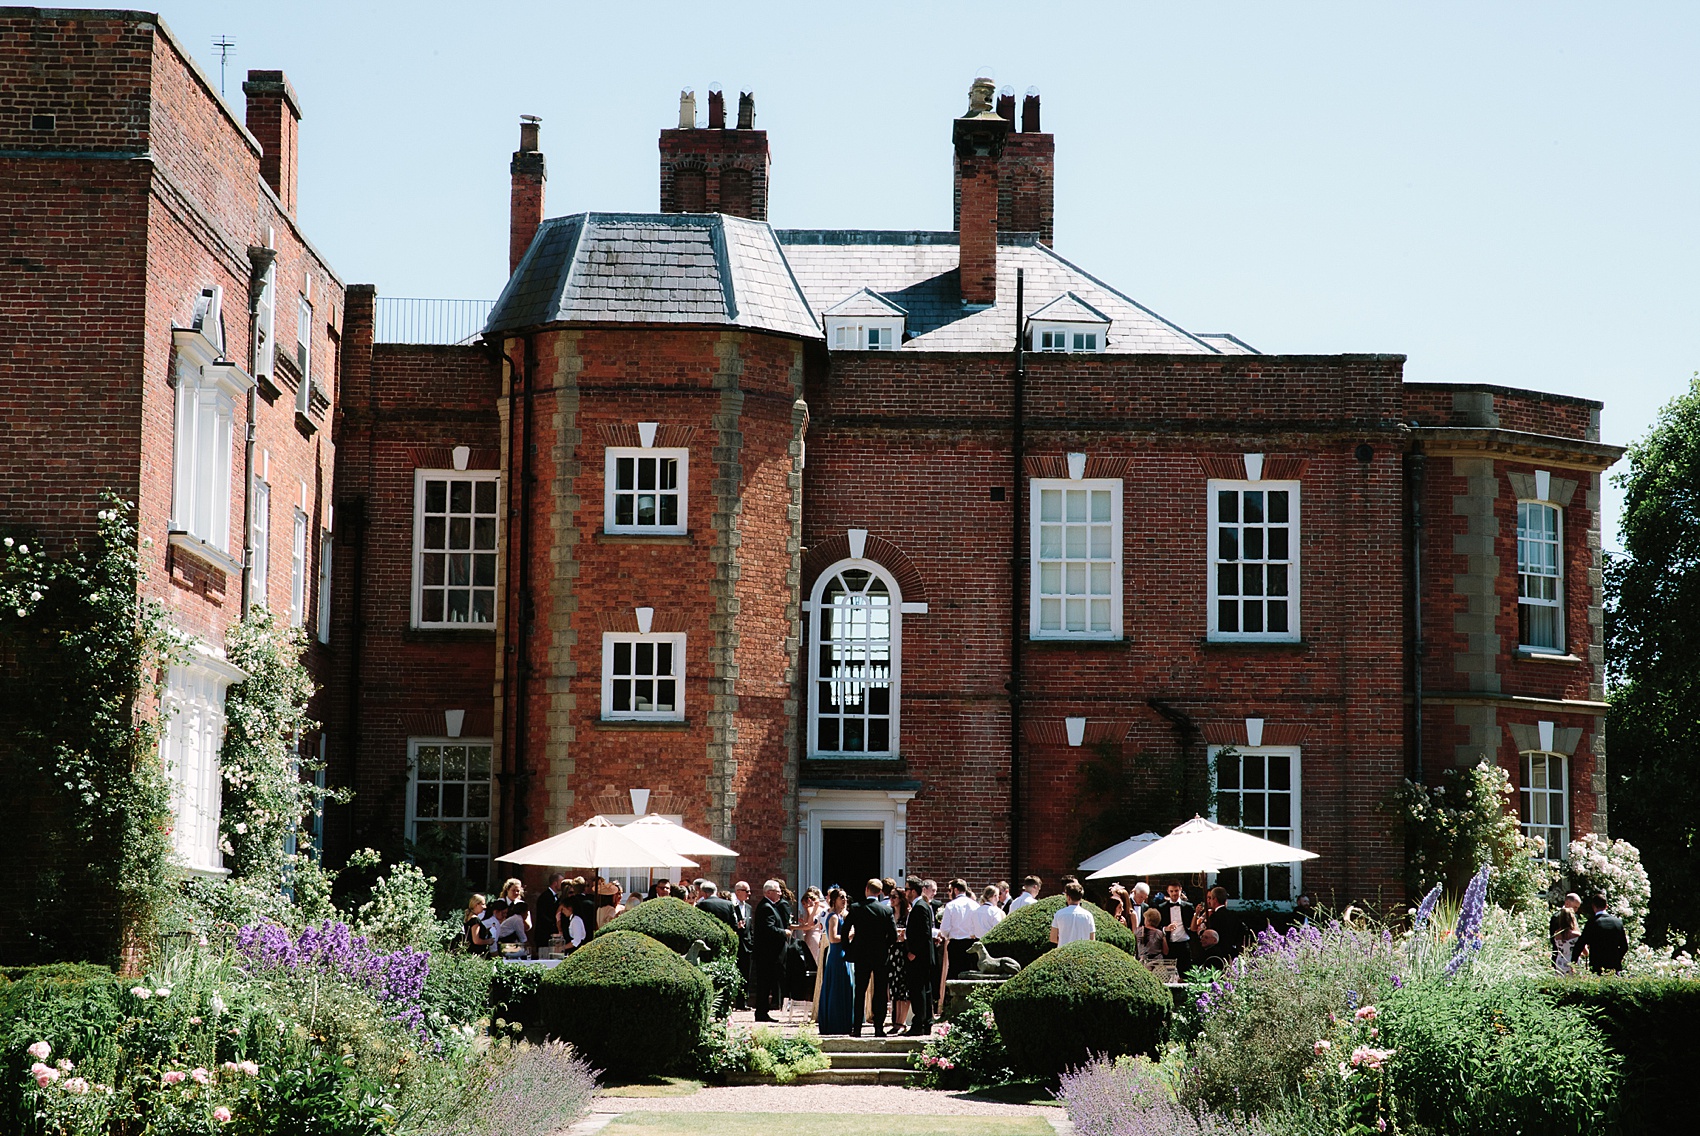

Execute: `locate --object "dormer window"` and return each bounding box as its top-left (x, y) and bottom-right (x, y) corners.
top-left (823, 288), bottom-right (906, 352)
top-left (1027, 291), bottom-right (1110, 353)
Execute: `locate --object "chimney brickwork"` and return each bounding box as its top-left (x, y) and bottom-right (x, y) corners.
top-left (510, 116), bottom-right (546, 275)
top-left (242, 69), bottom-right (301, 213)
top-left (952, 77), bottom-right (1009, 306)
top-left (659, 90), bottom-right (768, 220)
top-left (954, 87), bottom-right (1054, 247)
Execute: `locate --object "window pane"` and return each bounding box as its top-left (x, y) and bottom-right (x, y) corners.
top-left (1040, 489), bottom-right (1061, 522)
top-left (1066, 491), bottom-right (1087, 523)
top-left (1269, 491), bottom-right (1288, 523)
top-left (475, 480), bottom-right (497, 512)
top-left (617, 458), bottom-right (634, 491)
top-left (449, 481), bottom-right (471, 513)
top-left (1244, 492), bottom-right (1263, 523)
top-left (1218, 490), bottom-right (1237, 523)
top-left (425, 481), bottom-right (446, 513)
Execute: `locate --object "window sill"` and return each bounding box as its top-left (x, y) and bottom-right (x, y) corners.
top-left (1201, 638), bottom-right (1310, 652)
top-left (167, 530), bottom-right (242, 576)
top-left (1027, 636), bottom-right (1126, 648)
top-left (1517, 649), bottom-right (1583, 664)
top-left (176, 862), bottom-right (232, 880)
top-left (255, 372), bottom-right (282, 403)
top-left (806, 754), bottom-right (902, 763)
top-left (295, 409), bottom-right (318, 438)
top-left (596, 531), bottom-right (692, 545)
top-left (596, 718), bottom-right (691, 731)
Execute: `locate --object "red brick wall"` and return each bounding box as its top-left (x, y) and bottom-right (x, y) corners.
top-left (658, 128), bottom-right (769, 219)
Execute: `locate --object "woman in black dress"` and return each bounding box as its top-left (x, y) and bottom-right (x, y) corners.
top-left (887, 887), bottom-right (911, 1031)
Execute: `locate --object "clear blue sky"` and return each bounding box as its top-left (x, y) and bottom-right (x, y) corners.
top-left (163, 1), bottom-right (1699, 550)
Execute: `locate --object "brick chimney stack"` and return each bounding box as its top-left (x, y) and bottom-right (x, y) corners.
top-left (510, 116), bottom-right (546, 276)
top-left (952, 76), bottom-right (1009, 306)
top-left (954, 85), bottom-right (1054, 248)
top-left (242, 70), bottom-right (301, 214)
top-left (659, 88), bottom-right (769, 220)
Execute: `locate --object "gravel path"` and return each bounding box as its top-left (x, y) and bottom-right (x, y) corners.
top-left (591, 1084), bottom-right (1056, 1116)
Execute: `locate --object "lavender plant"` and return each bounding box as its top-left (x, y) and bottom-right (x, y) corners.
top-left (1061, 1056), bottom-right (1275, 1136)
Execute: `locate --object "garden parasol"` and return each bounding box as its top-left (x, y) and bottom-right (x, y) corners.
top-left (1085, 815), bottom-right (1317, 880)
top-left (496, 815), bottom-right (698, 871)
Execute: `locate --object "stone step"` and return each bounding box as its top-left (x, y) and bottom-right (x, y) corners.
top-left (818, 1035), bottom-right (927, 1054)
top-left (792, 1067), bottom-right (913, 1086)
top-left (822, 1051), bottom-right (916, 1070)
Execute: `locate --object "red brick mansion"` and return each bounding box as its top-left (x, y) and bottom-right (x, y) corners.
top-left (1, 9), bottom-right (1624, 911)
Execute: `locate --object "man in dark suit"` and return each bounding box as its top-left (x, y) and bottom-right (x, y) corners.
top-left (1574, 894), bottom-right (1630, 973)
top-left (1157, 881), bottom-right (1195, 977)
top-left (533, 873), bottom-right (564, 958)
top-left (695, 880), bottom-right (741, 935)
top-left (844, 877), bottom-right (898, 1036)
top-left (1196, 885), bottom-right (1246, 968)
top-left (751, 880), bottom-right (791, 1021)
top-left (902, 878), bottom-right (937, 1036)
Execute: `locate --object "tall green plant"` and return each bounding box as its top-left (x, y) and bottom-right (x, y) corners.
top-left (0, 500), bottom-right (179, 965)
top-left (220, 609), bottom-right (344, 891)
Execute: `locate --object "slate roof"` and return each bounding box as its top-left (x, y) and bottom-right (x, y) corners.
top-left (775, 231), bottom-right (1228, 353)
top-left (1195, 332), bottom-right (1260, 355)
top-left (822, 287), bottom-right (909, 318)
top-left (1027, 290), bottom-right (1111, 326)
top-left (484, 213), bottom-right (821, 340)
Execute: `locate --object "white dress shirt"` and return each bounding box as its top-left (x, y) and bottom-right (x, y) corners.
top-left (965, 901), bottom-right (1006, 938)
top-left (1007, 890), bottom-right (1039, 913)
top-left (1051, 902), bottom-right (1096, 945)
top-left (938, 893), bottom-right (980, 940)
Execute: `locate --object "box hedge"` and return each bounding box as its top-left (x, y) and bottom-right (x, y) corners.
top-left (978, 896), bottom-right (1138, 966)
top-left (991, 939), bottom-right (1170, 1078)
top-left (594, 896), bottom-right (736, 960)
top-left (541, 930), bottom-right (711, 1077)
top-left (1544, 976), bottom-right (1700, 1134)
top-left (0, 963), bottom-right (125, 1131)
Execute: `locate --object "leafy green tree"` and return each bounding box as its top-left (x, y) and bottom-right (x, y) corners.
top-left (1606, 373), bottom-right (1700, 948)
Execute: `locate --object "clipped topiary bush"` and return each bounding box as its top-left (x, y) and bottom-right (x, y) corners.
top-left (1543, 976), bottom-right (1697, 1135)
top-left (979, 896), bottom-right (1137, 966)
top-left (594, 896), bottom-right (736, 960)
top-left (992, 939), bottom-right (1170, 1079)
top-left (541, 931), bottom-right (711, 1077)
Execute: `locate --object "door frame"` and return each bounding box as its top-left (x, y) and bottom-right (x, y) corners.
top-left (797, 787), bottom-right (916, 888)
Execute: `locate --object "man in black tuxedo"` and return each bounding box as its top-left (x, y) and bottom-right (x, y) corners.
top-left (1157, 881), bottom-right (1195, 977)
top-left (1575, 894), bottom-right (1630, 973)
top-left (533, 873), bottom-right (564, 958)
top-left (902, 878), bottom-right (937, 1035)
top-left (695, 880), bottom-right (741, 935)
top-left (844, 877), bottom-right (898, 1036)
top-left (751, 880), bottom-right (791, 1021)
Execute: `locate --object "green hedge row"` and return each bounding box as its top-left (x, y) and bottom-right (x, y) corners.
top-left (541, 932), bottom-right (711, 1077)
top-left (0, 963), bottom-right (126, 1131)
top-left (594, 896), bottom-right (736, 960)
top-left (1544, 976), bottom-right (1700, 1134)
top-left (979, 896), bottom-right (1138, 966)
top-left (992, 940), bottom-right (1169, 1078)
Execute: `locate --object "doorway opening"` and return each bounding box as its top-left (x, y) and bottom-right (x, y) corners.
top-left (819, 827), bottom-right (882, 893)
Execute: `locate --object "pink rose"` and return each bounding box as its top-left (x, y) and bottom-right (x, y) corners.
top-left (1313, 1040), bottom-right (1333, 1055)
top-left (1354, 1005), bottom-right (1379, 1021)
top-left (191, 1068), bottom-right (209, 1085)
top-left (63, 1078), bottom-right (89, 1095)
top-left (221, 1062), bottom-right (240, 1074)
top-left (239, 1060), bottom-right (259, 1077)
top-left (162, 1071), bottom-right (186, 1085)
top-left (26, 1042), bottom-right (50, 1061)
top-left (213, 1106), bottom-right (232, 1123)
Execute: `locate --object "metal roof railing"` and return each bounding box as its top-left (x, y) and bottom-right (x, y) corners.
top-left (374, 297), bottom-right (494, 345)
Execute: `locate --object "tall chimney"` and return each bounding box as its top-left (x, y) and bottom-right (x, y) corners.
top-left (1001, 87), bottom-right (1055, 246)
top-left (242, 70), bottom-right (302, 214)
top-left (660, 89), bottom-right (769, 220)
top-left (510, 116), bottom-right (546, 276)
top-left (952, 76), bottom-right (1009, 306)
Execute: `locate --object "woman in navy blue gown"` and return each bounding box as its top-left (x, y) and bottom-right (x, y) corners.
top-left (815, 886), bottom-right (855, 1034)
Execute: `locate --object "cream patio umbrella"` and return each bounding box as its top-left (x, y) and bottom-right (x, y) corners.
top-left (496, 815), bottom-right (699, 871)
top-left (1077, 831), bottom-right (1162, 873)
top-left (621, 814), bottom-right (740, 860)
top-left (1085, 816), bottom-right (1318, 880)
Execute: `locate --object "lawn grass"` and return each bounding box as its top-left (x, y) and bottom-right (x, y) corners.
top-left (600, 1114), bottom-right (1054, 1135)
top-left (958, 1081), bottom-right (1062, 1107)
top-left (597, 1076), bottom-right (704, 1098)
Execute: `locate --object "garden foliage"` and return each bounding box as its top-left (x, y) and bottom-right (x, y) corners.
top-left (978, 895), bottom-right (1137, 966)
top-left (1567, 834), bottom-right (1652, 942)
top-left (1061, 1056), bottom-right (1274, 1136)
top-left (540, 930), bottom-right (711, 1076)
top-left (908, 988), bottom-right (1012, 1090)
top-left (992, 939), bottom-right (1169, 1078)
top-left (1396, 761), bottom-right (1556, 910)
top-left (1544, 976), bottom-right (1700, 1134)
top-left (593, 895), bottom-right (736, 959)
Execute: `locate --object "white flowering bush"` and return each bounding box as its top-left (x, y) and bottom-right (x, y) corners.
top-left (1567, 834), bottom-right (1652, 941)
top-left (1398, 761), bottom-right (1558, 911)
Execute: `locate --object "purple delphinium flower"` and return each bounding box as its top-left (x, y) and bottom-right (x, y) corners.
top-left (237, 920), bottom-right (431, 1032)
top-left (1443, 864), bottom-right (1491, 977)
top-left (1411, 883), bottom-right (1443, 934)
top-left (1391, 974), bottom-right (1404, 989)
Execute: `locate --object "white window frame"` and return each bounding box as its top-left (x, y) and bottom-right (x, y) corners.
top-left (253, 262), bottom-right (276, 380)
top-left (289, 509), bottom-right (307, 627)
top-left (1031, 323), bottom-right (1104, 352)
top-left (316, 532), bottom-right (333, 644)
top-left (601, 632), bottom-right (687, 721)
top-left (1030, 477), bottom-right (1123, 640)
top-left (1516, 500), bottom-right (1564, 652)
top-left (411, 469), bottom-right (502, 629)
top-left (806, 559), bottom-right (905, 759)
top-left (1208, 744), bottom-right (1302, 905)
top-left (250, 477), bottom-right (270, 606)
top-left (1208, 479), bottom-right (1301, 643)
top-left (1519, 751), bottom-right (1570, 860)
top-left (161, 654), bottom-right (245, 877)
top-left (405, 737), bottom-right (495, 887)
top-left (169, 330), bottom-right (248, 554)
top-left (827, 319), bottom-right (901, 351)
top-left (604, 447), bottom-right (689, 535)
top-left (296, 290), bottom-right (313, 412)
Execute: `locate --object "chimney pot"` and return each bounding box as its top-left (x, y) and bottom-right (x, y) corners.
top-left (707, 89), bottom-right (726, 129)
top-left (952, 76), bottom-right (1010, 306)
top-left (678, 89), bottom-right (697, 129)
top-left (996, 86), bottom-right (1015, 122)
top-left (1021, 89), bottom-right (1041, 133)
top-left (519, 115), bottom-right (541, 152)
top-left (737, 91), bottom-right (755, 129)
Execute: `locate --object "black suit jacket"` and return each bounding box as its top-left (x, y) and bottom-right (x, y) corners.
top-left (1575, 911), bottom-right (1629, 972)
top-left (697, 895), bottom-right (741, 933)
top-left (905, 898), bottom-right (937, 966)
top-left (844, 896), bottom-right (897, 966)
top-left (752, 896), bottom-right (789, 959)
